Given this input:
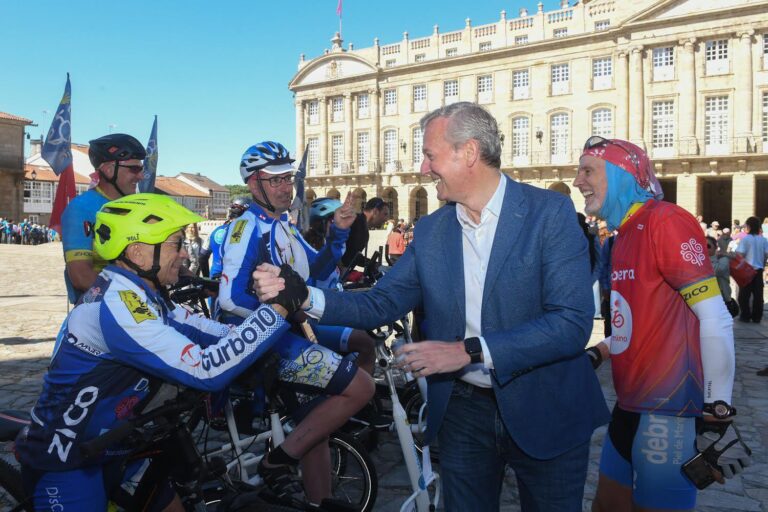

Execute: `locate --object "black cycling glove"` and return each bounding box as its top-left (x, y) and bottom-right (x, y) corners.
top-left (696, 419), bottom-right (752, 479)
top-left (265, 264), bottom-right (309, 316)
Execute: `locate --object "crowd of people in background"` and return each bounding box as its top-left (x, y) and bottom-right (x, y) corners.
top-left (0, 217), bottom-right (57, 245)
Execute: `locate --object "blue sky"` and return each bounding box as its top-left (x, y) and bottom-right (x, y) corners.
top-left (1, 0), bottom-right (561, 185)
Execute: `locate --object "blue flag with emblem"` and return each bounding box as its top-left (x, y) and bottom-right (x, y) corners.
top-left (290, 144), bottom-right (310, 232)
top-left (139, 115), bottom-right (158, 193)
top-left (41, 73), bottom-right (73, 176)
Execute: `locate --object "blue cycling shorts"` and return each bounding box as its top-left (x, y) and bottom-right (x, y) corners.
top-left (314, 324), bottom-right (353, 353)
top-left (599, 406), bottom-right (698, 510)
top-left (21, 458), bottom-right (174, 511)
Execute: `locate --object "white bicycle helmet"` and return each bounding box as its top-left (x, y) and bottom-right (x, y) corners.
top-left (239, 141), bottom-right (295, 183)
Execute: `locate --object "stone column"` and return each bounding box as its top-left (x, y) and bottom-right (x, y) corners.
top-left (344, 93), bottom-right (354, 172)
top-left (318, 96), bottom-right (328, 174)
top-left (628, 46), bottom-right (645, 148)
top-left (371, 89), bottom-right (381, 172)
top-left (678, 38), bottom-right (698, 156)
top-left (295, 99), bottom-right (305, 163)
top-left (734, 30), bottom-right (755, 153)
top-left (615, 50), bottom-right (629, 140)
top-left (732, 164), bottom-right (755, 222)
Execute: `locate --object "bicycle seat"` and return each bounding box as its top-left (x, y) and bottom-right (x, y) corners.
top-left (0, 410), bottom-right (30, 441)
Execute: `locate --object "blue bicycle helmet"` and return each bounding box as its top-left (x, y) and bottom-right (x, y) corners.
top-left (310, 198), bottom-right (342, 220)
top-left (239, 141), bottom-right (295, 183)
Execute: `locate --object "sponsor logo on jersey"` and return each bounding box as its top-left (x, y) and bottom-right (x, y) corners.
top-left (118, 290), bottom-right (158, 323)
top-left (200, 307), bottom-right (279, 371)
top-left (680, 238), bottom-right (705, 267)
top-left (180, 343), bottom-right (201, 368)
top-left (115, 395), bottom-right (140, 420)
top-left (611, 268), bottom-right (635, 281)
top-left (230, 220), bottom-right (247, 244)
top-left (609, 290), bottom-right (632, 355)
top-left (680, 277), bottom-right (719, 306)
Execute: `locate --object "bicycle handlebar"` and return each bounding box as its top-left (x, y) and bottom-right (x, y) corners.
top-left (79, 390), bottom-right (203, 460)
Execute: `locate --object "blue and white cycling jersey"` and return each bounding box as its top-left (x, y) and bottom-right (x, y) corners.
top-left (61, 187), bottom-right (111, 303)
top-left (218, 203), bottom-right (348, 323)
top-left (206, 222), bottom-right (230, 277)
top-left (16, 265), bottom-right (287, 472)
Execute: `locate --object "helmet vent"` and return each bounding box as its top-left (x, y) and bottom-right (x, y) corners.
top-left (142, 215), bottom-right (163, 224)
top-left (102, 206), bottom-right (131, 216)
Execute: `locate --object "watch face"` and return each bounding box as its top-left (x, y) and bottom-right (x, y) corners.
top-left (714, 404), bottom-right (730, 418)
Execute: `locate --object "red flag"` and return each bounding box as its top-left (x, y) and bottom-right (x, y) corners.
top-left (336, 0), bottom-right (342, 16)
top-left (49, 165), bottom-right (76, 234)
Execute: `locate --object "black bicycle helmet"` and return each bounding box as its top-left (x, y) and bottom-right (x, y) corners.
top-left (88, 134), bottom-right (146, 168)
top-left (88, 134), bottom-right (146, 197)
top-left (228, 197), bottom-right (250, 219)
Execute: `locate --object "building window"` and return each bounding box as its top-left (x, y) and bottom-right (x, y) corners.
top-left (413, 84), bottom-right (427, 112)
top-left (331, 135), bottom-right (344, 173)
top-left (550, 113), bottom-right (570, 164)
top-left (652, 47), bottom-right (674, 82)
top-left (591, 109), bottom-right (613, 138)
top-left (551, 63), bottom-right (569, 96)
top-left (592, 57), bottom-right (612, 90)
top-left (512, 69), bottom-right (529, 100)
top-left (477, 74), bottom-right (493, 104)
top-left (357, 93), bottom-right (369, 119)
top-left (479, 41), bottom-right (492, 52)
top-left (705, 39), bottom-right (729, 75)
top-left (23, 180), bottom-right (55, 207)
top-left (412, 127), bottom-right (423, 167)
top-left (384, 130), bottom-right (398, 172)
top-left (331, 97), bottom-right (343, 123)
top-left (445, 47), bottom-right (458, 57)
top-left (444, 79), bottom-right (459, 105)
top-left (384, 89), bottom-right (397, 115)
top-left (512, 116), bottom-right (530, 166)
top-left (595, 20), bottom-right (610, 31)
top-left (651, 100), bottom-right (675, 158)
top-left (705, 96), bottom-right (729, 155)
top-left (307, 100), bottom-right (319, 125)
top-left (307, 138), bottom-right (319, 172)
top-left (762, 91), bottom-right (768, 144)
top-left (385, 59), bottom-right (397, 68)
top-left (763, 34), bottom-right (768, 69)
top-left (357, 132), bottom-right (369, 172)
top-left (553, 28), bottom-right (568, 38)
top-left (515, 35), bottom-right (529, 45)
top-left (414, 53), bottom-right (426, 63)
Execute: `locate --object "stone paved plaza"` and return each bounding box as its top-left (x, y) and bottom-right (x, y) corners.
top-left (0, 243), bottom-right (766, 511)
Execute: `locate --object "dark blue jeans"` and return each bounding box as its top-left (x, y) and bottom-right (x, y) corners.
top-left (438, 380), bottom-right (590, 512)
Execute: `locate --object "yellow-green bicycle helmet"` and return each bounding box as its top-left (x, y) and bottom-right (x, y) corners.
top-left (94, 193), bottom-right (204, 261)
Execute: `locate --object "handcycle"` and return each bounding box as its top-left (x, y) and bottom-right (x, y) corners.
top-left (169, 278), bottom-right (378, 511)
top-left (341, 252), bottom-right (441, 512)
top-left (0, 385), bottom-right (302, 511)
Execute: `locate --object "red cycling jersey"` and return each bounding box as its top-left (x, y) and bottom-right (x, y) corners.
top-left (609, 200), bottom-right (715, 416)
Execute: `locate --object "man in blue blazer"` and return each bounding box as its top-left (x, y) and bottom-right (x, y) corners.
top-left (254, 102), bottom-right (610, 511)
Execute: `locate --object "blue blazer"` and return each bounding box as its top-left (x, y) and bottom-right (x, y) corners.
top-left (321, 177), bottom-right (610, 459)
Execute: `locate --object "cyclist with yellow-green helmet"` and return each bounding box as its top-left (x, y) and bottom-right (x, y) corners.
top-left (15, 193), bottom-right (311, 510)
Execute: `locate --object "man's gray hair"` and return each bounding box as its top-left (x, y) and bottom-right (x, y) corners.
top-left (419, 102), bottom-right (501, 169)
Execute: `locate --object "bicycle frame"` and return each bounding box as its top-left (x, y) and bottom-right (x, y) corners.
top-left (379, 315), bottom-right (440, 512)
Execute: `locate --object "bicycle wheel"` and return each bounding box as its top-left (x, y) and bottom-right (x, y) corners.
top-left (0, 458), bottom-right (31, 512)
top-left (328, 433), bottom-right (377, 512)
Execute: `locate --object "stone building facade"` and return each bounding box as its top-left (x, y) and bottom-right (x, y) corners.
top-left (0, 112), bottom-right (33, 221)
top-left (289, 0), bottom-right (768, 225)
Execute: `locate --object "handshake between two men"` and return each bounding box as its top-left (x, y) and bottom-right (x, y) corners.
top-left (251, 263), bottom-right (475, 378)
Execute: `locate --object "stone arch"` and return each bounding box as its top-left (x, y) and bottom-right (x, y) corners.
top-left (410, 186), bottom-right (428, 221)
top-left (351, 187), bottom-right (367, 212)
top-left (382, 187), bottom-right (399, 222)
top-left (326, 188), bottom-right (341, 200)
top-left (548, 181), bottom-right (571, 196)
top-left (305, 189), bottom-right (317, 204)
